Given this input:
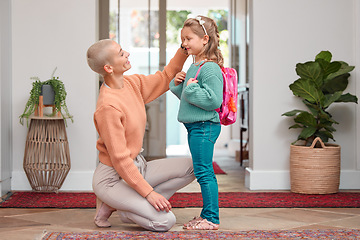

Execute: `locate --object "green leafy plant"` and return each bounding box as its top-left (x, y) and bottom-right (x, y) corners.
top-left (282, 51), bottom-right (357, 145)
top-left (19, 68), bottom-right (73, 126)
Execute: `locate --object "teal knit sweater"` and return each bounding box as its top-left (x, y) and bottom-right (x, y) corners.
top-left (169, 61), bottom-right (223, 123)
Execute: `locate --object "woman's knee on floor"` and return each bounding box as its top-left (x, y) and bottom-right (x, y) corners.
top-left (148, 211), bottom-right (176, 232)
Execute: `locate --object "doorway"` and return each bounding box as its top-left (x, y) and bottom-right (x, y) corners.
top-left (108, 0), bottom-right (247, 159)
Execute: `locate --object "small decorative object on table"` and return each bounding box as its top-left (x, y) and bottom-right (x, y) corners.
top-left (19, 67), bottom-right (73, 126)
top-left (20, 68), bottom-right (73, 192)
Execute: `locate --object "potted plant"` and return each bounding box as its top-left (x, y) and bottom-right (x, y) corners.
top-left (19, 68), bottom-right (73, 126)
top-left (282, 50), bottom-right (357, 194)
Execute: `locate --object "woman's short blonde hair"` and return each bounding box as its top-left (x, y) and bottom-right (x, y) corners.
top-left (87, 39), bottom-right (114, 76)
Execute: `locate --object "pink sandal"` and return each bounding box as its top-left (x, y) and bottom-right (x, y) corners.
top-left (183, 216), bottom-right (203, 228)
top-left (185, 219), bottom-right (219, 230)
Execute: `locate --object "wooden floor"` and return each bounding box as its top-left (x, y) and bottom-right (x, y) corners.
top-left (1, 150), bottom-right (360, 240)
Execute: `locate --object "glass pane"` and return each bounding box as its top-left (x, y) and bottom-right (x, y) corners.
top-left (109, 0), bottom-right (159, 75)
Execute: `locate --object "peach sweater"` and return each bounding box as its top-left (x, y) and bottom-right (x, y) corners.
top-left (93, 49), bottom-right (187, 198)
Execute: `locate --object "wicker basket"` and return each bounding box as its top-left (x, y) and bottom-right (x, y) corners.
top-left (290, 137), bottom-right (340, 194)
top-left (23, 118), bottom-right (71, 192)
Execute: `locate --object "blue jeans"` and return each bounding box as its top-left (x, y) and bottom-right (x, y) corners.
top-left (184, 121), bottom-right (221, 224)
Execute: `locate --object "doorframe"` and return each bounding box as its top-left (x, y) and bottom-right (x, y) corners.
top-left (101, 0), bottom-right (245, 159)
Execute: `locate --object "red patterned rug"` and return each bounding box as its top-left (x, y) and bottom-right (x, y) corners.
top-left (41, 229), bottom-right (360, 240)
top-left (1, 191), bottom-right (360, 208)
top-left (213, 161), bottom-right (226, 174)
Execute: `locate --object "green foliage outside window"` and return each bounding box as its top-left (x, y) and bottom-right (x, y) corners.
top-left (166, 10), bottom-right (191, 45)
top-left (109, 8), bottom-right (229, 64)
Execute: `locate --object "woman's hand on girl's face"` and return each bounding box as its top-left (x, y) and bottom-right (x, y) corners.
top-left (174, 71), bottom-right (186, 86)
top-left (186, 78), bottom-right (198, 86)
top-left (145, 191), bottom-right (172, 212)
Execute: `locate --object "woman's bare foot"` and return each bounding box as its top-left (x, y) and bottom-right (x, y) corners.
top-left (94, 198), bottom-right (116, 228)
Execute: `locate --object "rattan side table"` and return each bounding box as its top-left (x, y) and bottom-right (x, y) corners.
top-left (23, 116), bottom-right (71, 192)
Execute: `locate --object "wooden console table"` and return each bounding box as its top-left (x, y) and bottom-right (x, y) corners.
top-left (23, 116), bottom-right (71, 192)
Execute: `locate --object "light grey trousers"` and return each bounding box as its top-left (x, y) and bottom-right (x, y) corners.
top-left (92, 155), bottom-right (195, 232)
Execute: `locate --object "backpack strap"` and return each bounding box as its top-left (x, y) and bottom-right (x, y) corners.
top-left (194, 66), bottom-right (202, 79)
top-left (194, 62), bottom-right (206, 80)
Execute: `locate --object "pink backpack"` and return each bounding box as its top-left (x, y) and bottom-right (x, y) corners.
top-left (194, 64), bottom-right (238, 125)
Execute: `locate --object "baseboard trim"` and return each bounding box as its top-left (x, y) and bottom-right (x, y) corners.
top-left (12, 170), bottom-right (94, 191)
top-left (245, 168), bottom-right (360, 190)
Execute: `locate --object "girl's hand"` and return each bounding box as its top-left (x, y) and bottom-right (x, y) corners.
top-left (174, 71), bottom-right (186, 86)
top-left (146, 191), bottom-right (172, 212)
top-left (186, 78), bottom-right (198, 86)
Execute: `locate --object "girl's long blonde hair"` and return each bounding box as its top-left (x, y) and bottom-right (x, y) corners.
top-left (183, 16), bottom-right (224, 68)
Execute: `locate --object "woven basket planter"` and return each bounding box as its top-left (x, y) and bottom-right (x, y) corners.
top-left (290, 137), bottom-right (340, 194)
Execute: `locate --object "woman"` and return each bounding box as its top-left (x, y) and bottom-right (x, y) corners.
top-left (86, 39), bottom-right (195, 232)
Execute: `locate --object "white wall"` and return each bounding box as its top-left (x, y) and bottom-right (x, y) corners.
top-left (4, 0), bottom-right (360, 192)
top-left (11, 0), bottom-right (98, 191)
top-left (246, 0), bottom-right (360, 190)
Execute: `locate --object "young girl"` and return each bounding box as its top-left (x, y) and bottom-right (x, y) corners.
top-left (169, 16), bottom-right (224, 230)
